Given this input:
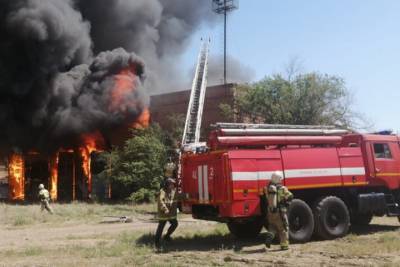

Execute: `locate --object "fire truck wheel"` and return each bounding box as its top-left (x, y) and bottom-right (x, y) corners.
top-left (227, 218), bottom-right (263, 239)
top-left (314, 196), bottom-right (350, 240)
top-left (350, 213), bottom-right (373, 226)
top-left (288, 199), bottom-right (314, 243)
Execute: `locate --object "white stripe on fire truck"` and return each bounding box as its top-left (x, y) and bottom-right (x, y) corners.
top-left (198, 165), bottom-right (203, 201)
top-left (203, 165), bottom-right (209, 201)
top-left (231, 167), bottom-right (365, 181)
top-left (284, 168), bottom-right (341, 178)
top-left (340, 167), bottom-right (366, 176)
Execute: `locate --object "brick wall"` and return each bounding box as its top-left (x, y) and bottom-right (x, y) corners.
top-left (150, 84), bottom-right (236, 133)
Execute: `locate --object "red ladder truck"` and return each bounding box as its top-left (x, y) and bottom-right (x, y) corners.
top-left (180, 123), bottom-right (400, 242)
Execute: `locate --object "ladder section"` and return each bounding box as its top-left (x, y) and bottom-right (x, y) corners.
top-left (182, 39), bottom-right (210, 147)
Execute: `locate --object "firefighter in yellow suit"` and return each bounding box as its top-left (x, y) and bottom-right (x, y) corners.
top-left (264, 171), bottom-right (293, 250)
top-left (155, 162), bottom-right (180, 250)
top-left (38, 184), bottom-right (53, 214)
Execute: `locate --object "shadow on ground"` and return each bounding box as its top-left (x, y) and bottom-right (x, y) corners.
top-left (350, 223), bottom-right (400, 236)
top-left (136, 222), bottom-right (400, 252)
top-left (136, 232), bottom-right (269, 252)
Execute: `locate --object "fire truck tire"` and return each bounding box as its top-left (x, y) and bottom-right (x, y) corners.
top-left (227, 218), bottom-right (263, 239)
top-left (350, 213), bottom-right (373, 226)
top-left (314, 196), bottom-right (350, 240)
top-left (288, 199), bottom-right (314, 243)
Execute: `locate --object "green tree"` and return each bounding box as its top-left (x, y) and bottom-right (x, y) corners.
top-left (165, 113), bottom-right (185, 149)
top-left (98, 125), bottom-right (168, 201)
top-left (222, 72), bottom-right (364, 128)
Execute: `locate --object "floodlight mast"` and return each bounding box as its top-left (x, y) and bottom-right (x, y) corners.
top-left (212, 0), bottom-right (238, 85)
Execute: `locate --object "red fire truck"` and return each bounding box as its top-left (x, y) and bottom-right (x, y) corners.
top-left (180, 123), bottom-right (400, 242)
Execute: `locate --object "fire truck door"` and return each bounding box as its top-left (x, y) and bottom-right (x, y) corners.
top-left (337, 147), bottom-right (367, 187)
top-left (371, 142), bottom-right (400, 189)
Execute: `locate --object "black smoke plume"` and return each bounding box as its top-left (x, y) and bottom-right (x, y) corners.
top-left (0, 0), bottom-right (227, 153)
top-left (76, 0), bottom-right (216, 93)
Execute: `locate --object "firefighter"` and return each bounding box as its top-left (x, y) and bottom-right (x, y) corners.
top-left (38, 184), bottom-right (53, 214)
top-left (263, 171), bottom-right (293, 250)
top-left (155, 177), bottom-right (179, 250)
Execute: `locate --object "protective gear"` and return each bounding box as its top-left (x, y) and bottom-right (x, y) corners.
top-left (155, 185), bottom-right (185, 249)
top-left (266, 212), bottom-right (289, 249)
top-left (263, 177), bottom-right (293, 250)
top-left (157, 188), bottom-right (179, 221)
top-left (265, 232), bottom-right (274, 248)
top-left (271, 171), bottom-right (283, 184)
top-left (155, 219), bottom-right (178, 249)
top-left (267, 184), bottom-right (278, 211)
top-left (165, 178), bottom-right (176, 185)
top-left (164, 162), bottom-right (176, 178)
top-left (38, 186), bottom-right (53, 214)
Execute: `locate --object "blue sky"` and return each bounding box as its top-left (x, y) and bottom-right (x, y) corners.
top-left (182, 1), bottom-right (400, 132)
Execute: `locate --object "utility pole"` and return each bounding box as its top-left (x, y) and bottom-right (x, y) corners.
top-left (212, 0), bottom-right (238, 85)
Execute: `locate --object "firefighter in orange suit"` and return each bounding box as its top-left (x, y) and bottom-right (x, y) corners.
top-left (263, 171), bottom-right (293, 250)
top-left (155, 161), bottom-right (180, 250)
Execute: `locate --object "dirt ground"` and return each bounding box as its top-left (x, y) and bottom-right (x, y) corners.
top-left (0, 204), bottom-right (399, 267)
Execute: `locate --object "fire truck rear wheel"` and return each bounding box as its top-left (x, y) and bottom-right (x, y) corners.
top-left (314, 196), bottom-right (350, 240)
top-left (288, 199), bottom-right (314, 243)
top-left (227, 218), bottom-right (263, 239)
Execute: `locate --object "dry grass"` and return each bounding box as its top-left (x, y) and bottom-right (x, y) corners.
top-left (0, 224), bottom-right (232, 267)
top-left (329, 231), bottom-right (400, 256)
top-left (0, 202), bottom-right (156, 227)
top-left (0, 204), bottom-right (399, 267)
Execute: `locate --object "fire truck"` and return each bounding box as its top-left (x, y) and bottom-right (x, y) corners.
top-left (180, 123), bottom-right (400, 242)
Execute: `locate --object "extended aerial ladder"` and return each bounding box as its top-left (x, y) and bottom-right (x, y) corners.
top-left (181, 39), bottom-right (210, 150)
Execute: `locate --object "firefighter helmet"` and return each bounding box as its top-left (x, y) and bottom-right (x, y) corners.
top-left (271, 171), bottom-right (283, 184)
top-left (164, 162), bottom-right (176, 177)
top-left (38, 184), bottom-right (45, 190)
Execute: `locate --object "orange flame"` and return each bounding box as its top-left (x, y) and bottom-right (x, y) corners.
top-left (49, 153), bottom-right (59, 200)
top-left (79, 132), bottom-right (105, 198)
top-left (8, 153), bottom-right (25, 200)
top-left (110, 66), bottom-right (138, 113)
top-left (132, 108), bottom-right (150, 128)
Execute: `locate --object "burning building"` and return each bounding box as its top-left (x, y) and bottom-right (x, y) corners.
top-left (0, 0), bottom-right (223, 200)
top-left (0, 59), bottom-right (150, 201)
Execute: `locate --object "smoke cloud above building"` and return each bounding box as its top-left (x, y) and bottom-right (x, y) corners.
top-left (0, 0), bottom-right (217, 153)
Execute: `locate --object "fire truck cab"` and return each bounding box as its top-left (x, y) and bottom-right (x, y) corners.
top-left (180, 123), bottom-right (400, 242)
